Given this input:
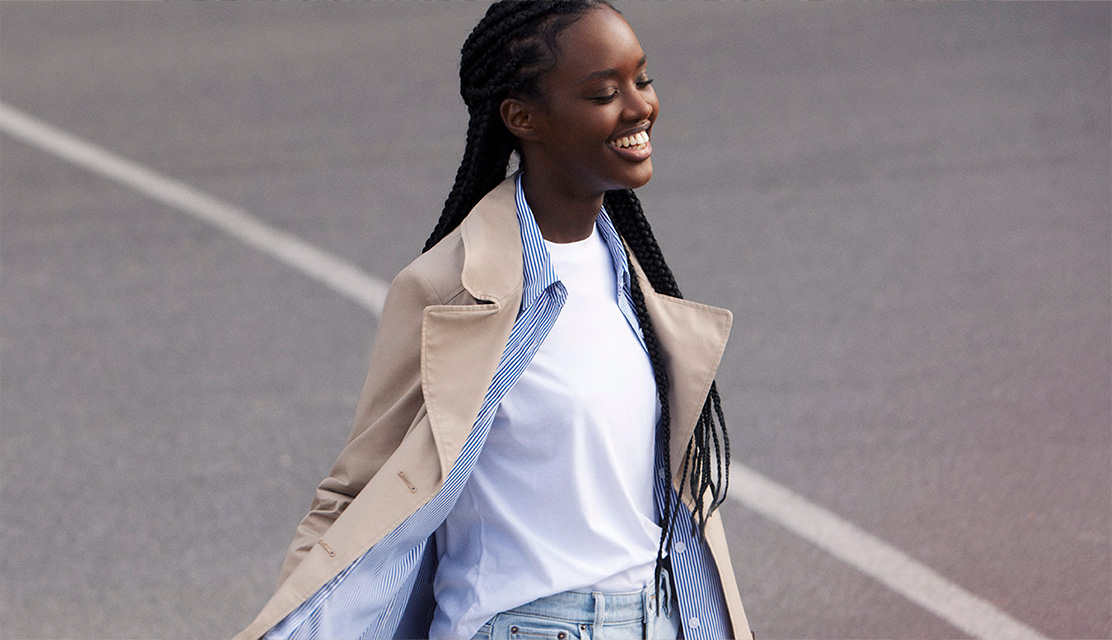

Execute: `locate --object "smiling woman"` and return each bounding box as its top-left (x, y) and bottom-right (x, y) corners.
top-left (235, 3), bottom-right (748, 640)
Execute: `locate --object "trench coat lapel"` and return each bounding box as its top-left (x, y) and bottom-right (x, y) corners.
top-left (631, 259), bottom-right (733, 500)
top-left (421, 179), bottom-right (524, 476)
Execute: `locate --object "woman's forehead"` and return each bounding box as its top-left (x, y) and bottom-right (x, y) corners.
top-left (549, 7), bottom-right (646, 84)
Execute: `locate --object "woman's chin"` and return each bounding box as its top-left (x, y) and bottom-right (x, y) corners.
top-left (623, 162), bottom-right (653, 190)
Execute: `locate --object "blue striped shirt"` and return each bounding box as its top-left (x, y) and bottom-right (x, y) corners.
top-left (266, 175), bottom-right (728, 640)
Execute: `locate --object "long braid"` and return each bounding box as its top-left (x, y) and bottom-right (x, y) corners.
top-left (605, 190), bottom-right (680, 297)
top-left (625, 269), bottom-right (675, 592)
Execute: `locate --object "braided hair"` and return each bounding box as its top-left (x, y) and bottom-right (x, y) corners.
top-left (424, 0), bottom-right (731, 594)
top-left (423, 0), bottom-right (601, 252)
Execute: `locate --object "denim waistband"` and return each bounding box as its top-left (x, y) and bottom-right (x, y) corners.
top-left (504, 579), bottom-right (670, 628)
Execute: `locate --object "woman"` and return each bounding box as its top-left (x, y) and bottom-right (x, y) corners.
top-left (236, 2), bottom-right (751, 638)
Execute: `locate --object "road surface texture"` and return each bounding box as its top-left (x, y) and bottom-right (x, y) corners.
top-left (1, 2), bottom-right (1108, 638)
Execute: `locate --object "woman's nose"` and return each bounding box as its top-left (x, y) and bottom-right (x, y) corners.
top-left (624, 88), bottom-right (655, 122)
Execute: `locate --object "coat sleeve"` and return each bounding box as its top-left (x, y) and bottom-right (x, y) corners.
top-left (275, 265), bottom-right (442, 585)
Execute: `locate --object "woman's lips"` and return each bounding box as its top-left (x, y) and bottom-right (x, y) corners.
top-left (608, 130), bottom-right (652, 161)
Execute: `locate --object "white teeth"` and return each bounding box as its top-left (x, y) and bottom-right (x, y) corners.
top-left (611, 131), bottom-right (650, 149)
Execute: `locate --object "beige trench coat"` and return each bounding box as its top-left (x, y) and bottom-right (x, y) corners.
top-left (235, 177), bottom-right (751, 639)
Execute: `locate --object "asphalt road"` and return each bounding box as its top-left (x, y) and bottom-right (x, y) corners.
top-left (1, 2), bottom-right (1108, 638)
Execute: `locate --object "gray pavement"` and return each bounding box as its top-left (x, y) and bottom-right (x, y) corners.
top-left (0, 2), bottom-right (1108, 638)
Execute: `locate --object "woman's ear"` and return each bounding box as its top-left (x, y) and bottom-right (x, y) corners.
top-left (500, 97), bottom-right (541, 142)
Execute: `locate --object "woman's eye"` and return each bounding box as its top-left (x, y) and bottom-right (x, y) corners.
top-left (588, 78), bottom-right (652, 104)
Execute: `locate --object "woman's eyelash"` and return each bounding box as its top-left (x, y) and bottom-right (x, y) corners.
top-left (590, 79), bottom-right (654, 103)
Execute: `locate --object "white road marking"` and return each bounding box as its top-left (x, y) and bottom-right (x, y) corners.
top-left (729, 462), bottom-right (1049, 640)
top-left (0, 101), bottom-right (390, 314)
top-left (0, 100), bottom-right (1050, 640)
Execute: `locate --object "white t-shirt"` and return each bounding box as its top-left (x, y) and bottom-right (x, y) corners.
top-left (430, 223), bottom-right (661, 639)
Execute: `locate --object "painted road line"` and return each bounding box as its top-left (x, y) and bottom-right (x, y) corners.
top-left (729, 461), bottom-right (1049, 640)
top-left (0, 100), bottom-right (1049, 640)
top-left (0, 101), bottom-right (390, 315)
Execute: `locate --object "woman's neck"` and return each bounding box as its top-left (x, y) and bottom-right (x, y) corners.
top-left (521, 172), bottom-right (604, 243)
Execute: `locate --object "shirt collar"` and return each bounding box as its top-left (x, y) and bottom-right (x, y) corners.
top-left (514, 174), bottom-right (632, 310)
top-left (514, 174), bottom-right (560, 310)
top-left (595, 203), bottom-right (634, 300)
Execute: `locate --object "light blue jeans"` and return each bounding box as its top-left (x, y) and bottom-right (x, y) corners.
top-left (470, 585), bottom-right (682, 640)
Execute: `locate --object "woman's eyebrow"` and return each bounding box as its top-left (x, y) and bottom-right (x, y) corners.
top-left (579, 55), bottom-right (648, 84)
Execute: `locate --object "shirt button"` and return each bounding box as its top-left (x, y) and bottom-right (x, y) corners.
top-left (657, 469), bottom-right (666, 480)
top-left (688, 616), bottom-right (700, 629)
top-left (675, 542), bottom-right (687, 554)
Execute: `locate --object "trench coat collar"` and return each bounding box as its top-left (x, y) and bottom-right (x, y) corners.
top-left (459, 177), bottom-right (524, 305)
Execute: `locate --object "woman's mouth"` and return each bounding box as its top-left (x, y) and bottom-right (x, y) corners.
top-left (608, 131), bottom-right (652, 161)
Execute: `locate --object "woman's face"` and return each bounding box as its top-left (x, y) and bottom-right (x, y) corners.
top-left (518, 7), bottom-right (660, 197)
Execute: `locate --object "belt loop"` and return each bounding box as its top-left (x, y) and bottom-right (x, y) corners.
top-left (593, 591), bottom-right (605, 630)
top-left (642, 587), bottom-right (651, 640)
top-left (657, 568), bottom-right (673, 618)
